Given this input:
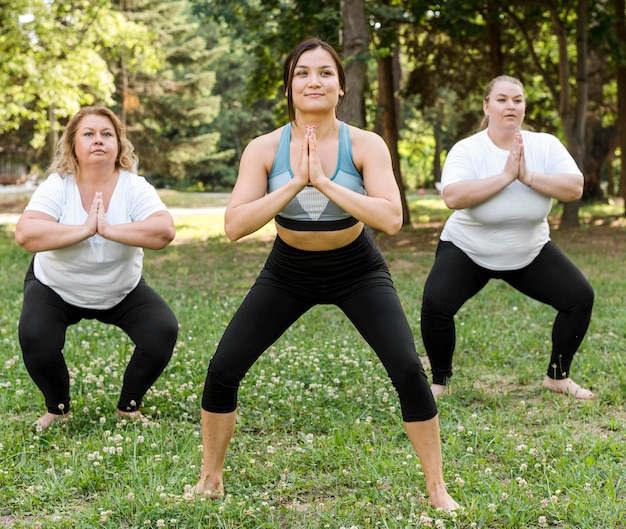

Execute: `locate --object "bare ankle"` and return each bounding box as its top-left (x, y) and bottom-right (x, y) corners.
top-left (426, 482), bottom-right (460, 511)
top-left (194, 474), bottom-right (224, 499)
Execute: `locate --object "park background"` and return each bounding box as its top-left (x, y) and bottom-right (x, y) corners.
top-left (1, 1), bottom-right (625, 528)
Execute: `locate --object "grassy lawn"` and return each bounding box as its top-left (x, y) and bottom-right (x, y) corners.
top-left (0, 192), bottom-right (624, 528)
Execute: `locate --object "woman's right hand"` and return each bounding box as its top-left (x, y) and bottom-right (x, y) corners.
top-left (85, 192), bottom-right (100, 237)
top-left (292, 125), bottom-right (314, 189)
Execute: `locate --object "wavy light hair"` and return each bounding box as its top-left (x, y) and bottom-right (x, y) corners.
top-left (47, 106), bottom-right (137, 177)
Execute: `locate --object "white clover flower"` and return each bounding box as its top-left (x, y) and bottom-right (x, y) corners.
top-left (419, 514), bottom-right (433, 527)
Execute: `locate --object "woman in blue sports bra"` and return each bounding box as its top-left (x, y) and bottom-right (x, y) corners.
top-left (193, 37), bottom-right (460, 510)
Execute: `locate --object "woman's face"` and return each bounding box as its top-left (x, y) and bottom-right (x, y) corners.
top-left (483, 80), bottom-right (526, 132)
top-left (74, 114), bottom-right (119, 170)
top-left (290, 47), bottom-right (344, 114)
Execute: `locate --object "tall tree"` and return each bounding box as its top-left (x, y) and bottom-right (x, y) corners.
top-left (111, 0), bottom-right (222, 186)
top-left (0, 0), bottom-right (160, 166)
top-left (338, 0), bottom-right (369, 127)
top-left (616, 0), bottom-right (626, 212)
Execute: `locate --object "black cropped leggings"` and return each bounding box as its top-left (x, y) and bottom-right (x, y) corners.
top-left (421, 241), bottom-right (594, 385)
top-left (202, 230), bottom-right (437, 422)
top-left (19, 261), bottom-right (178, 415)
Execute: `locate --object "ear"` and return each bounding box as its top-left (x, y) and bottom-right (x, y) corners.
top-left (339, 89), bottom-right (345, 97)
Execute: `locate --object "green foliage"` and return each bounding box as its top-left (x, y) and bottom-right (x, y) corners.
top-left (0, 0), bottom-right (161, 153)
top-left (0, 195), bottom-right (625, 528)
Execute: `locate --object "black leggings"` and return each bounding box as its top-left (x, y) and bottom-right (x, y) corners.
top-left (19, 261), bottom-right (178, 415)
top-left (421, 241), bottom-right (594, 385)
top-left (202, 230), bottom-right (437, 422)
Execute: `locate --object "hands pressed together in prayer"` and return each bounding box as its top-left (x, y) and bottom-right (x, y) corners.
top-left (86, 191), bottom-right (113, 238)
top-left (294, 125), bottom-right (329, 190)
top-left (505, 132), bottom-right (535, 188)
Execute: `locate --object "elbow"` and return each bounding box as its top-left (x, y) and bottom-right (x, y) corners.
top-left (571, 182), bottom-right (584, 201)
top-left (14, 228), bottom-right (33, 252)
top-left (223, 218), bottom-right (246, 241)
top-left (224, 224), bottom-right (242, 242)
top-left (164, 225), bottom-right (176, 245)
top-left (562, 176), bottom-right (584, 202)
top-left (149, 226), bottom-right (176, 250)
top-left (441, 190), bottom-right (462, 210)
top-left (383, 216), bottom-right (403, 236)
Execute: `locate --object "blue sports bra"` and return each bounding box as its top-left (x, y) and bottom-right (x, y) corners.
top-left (267, 121), bottom-right (366, 231)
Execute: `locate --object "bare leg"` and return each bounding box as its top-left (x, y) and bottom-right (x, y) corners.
top-left (542, 376), bottom-right (595, 400)
top-left (430, 384), bottom-right (447, 399)
top-left (193, 409), bottom-right (237, 498)
top-left (404, 415), bottom-right (460, 510)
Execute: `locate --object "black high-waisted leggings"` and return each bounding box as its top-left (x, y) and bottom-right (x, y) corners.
top-left (19, 260), bottom-right (178, 415)
top-left (421, 241), bottom-right (594, 385)
top-left (202, 229), bottom-right (437, 422)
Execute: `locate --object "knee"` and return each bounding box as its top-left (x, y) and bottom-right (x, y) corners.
top-left (146, 315), bottom-right (179, 351)
top-left (390, 356), bottom-right (429, 392)
top-left (421, 286), bottom-right (453, 319)
top-left (202, 359), bottom-right (242, 413)
top-left (569, 279), bottom-right (594, 314)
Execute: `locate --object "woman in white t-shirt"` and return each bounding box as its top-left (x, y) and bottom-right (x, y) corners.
top-left (15, 106), bottom-right (178, 428)
top-left (421, 75), bottom-right (594, 400)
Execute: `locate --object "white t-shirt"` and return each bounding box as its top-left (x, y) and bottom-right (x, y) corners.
top-left (440, 129), bottom-right (582, 270)
top-left (25, 170), bottom-right (167, 309)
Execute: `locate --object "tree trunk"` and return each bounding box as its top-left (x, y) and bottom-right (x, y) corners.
top-left (554, 0), bottom-right (588, 228)
top-left (338, 0), bottom-right (369, 127)
top-left (615, 0), bottom-right (626, 214)
top-left (377, 51), bottom-right (410, 225)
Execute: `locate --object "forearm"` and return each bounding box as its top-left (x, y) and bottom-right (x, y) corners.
top-left (15, 219), bottom-right (94, 253)
top-left (315, 178), bottom-right (402, 235)
top-left (442, 172), bottom-right (515, 210)
top-left (100, 214), bottom-right (175, 250)
top-left (522, 172), bottom-right (583, 202)
top-left (225, 179), bottom-right (305, 241)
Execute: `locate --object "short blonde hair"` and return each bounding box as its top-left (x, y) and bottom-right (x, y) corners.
top-left (47, 106), bottom-right (137, 176)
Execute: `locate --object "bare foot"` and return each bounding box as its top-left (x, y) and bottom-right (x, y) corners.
top-left (34, 412), bottom-right (70, 429)
top-left (116, 410), bottom-right (146, 421)
top-left (542, 376), bottom-right (595, 400)
top-left (427, 483), bottom-right (461, 511)
top-left (193, 475), bottom-right (224, 499)
top-left (430, 384), bottom-right (447, 399)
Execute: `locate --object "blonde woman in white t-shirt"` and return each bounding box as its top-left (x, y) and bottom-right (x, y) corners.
top-left (15, 106), bottom-right (178, 429)
top-left (421, 75), bottom-right (595, 401)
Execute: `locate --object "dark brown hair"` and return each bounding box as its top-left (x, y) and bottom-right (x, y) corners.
top-left (283, 38), bottom-right (346, 122)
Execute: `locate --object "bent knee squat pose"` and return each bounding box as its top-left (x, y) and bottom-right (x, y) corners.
top-left (194, 38), bottom-right (459, 510)
top-left (15, 106), bottom-right (178, 429)
top-left (420, 75), bottom-right (594, 400)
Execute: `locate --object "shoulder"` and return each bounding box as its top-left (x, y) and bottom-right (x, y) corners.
top-left (521, 130), bottom-right (567, 151)
top-left (448, 130), bottom-right (486, 156)
top-left (346, 125), bottom-right (390, 159)
top-left (244, 127), bottom-right (284, 155)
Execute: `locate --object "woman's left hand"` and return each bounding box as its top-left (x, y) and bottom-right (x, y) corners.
top-left (306, 126), bottom-right (329, 189)
top-left (94, 192), bottom-right (113, 238)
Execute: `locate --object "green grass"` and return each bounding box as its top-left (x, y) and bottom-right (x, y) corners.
top-left (0, 194), bottom-right (624, 528)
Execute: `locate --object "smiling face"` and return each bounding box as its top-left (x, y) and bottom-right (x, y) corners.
top-left (290, 47), bottom-right (345, 117)
top-left (283, 39), bottom-right (346, 121)
top-left (483, 80), bottom-right (526, 133)
top-left (73, 114), bottom-right (119, 170)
